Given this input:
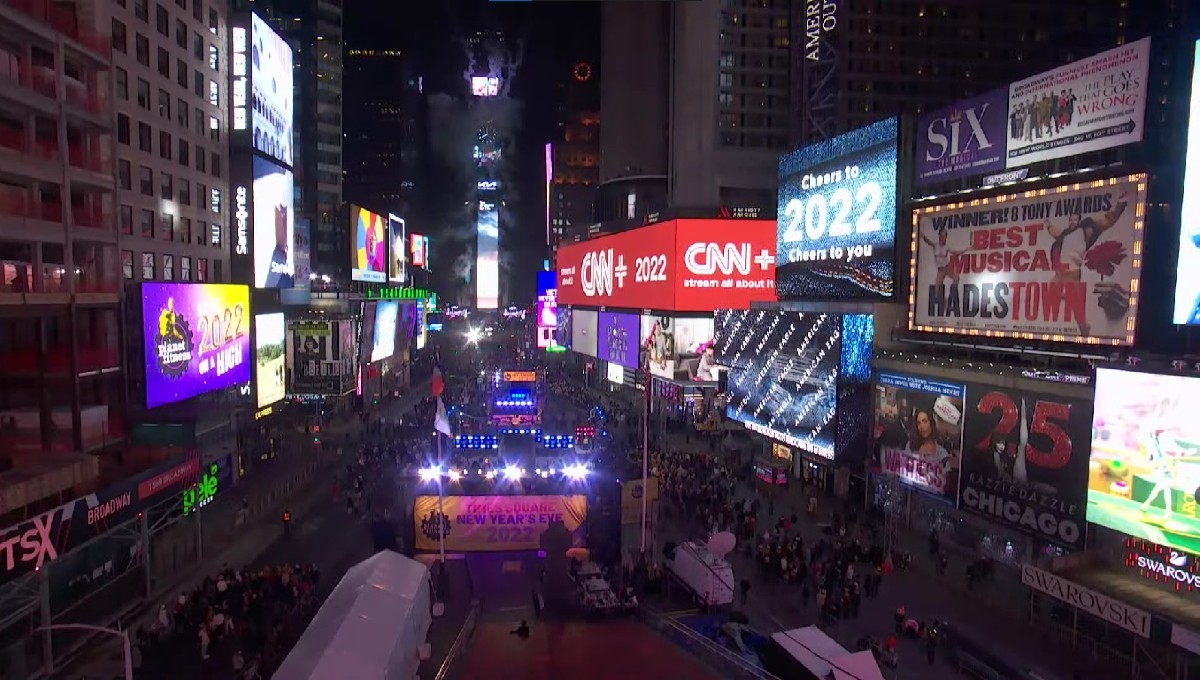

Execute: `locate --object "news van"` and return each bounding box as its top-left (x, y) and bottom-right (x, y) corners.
top-left (663, 538), bottom-right (735, 607)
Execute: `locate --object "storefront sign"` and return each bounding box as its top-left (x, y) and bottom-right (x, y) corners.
top-left (413, 495), bottom-right (587, 552)
top-left (501, 371), bottom-right (539, 383)
top-left (234, 185), bottom-right (249, 256)
top-left (254, 405), bottom-right (273, 420)
top-left (772, 443), bottom-right (793, 463)
top-left (1021, 564), bottom-right (1150, 637)
top-left (1125, 538), bottom-right (1200, 593)
top-left (367, 287), bottom-right (432, 301)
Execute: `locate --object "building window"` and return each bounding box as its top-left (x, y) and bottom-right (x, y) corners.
top-left (175, 19), bottom-right (187, 48)
top-left (210, 152), bottom-right (220, 178)
top-left (210, 187), bottom-right (221, 213)
top-left (141, 252), bottom-right (155, 280)
top-left (196, 148), bottom-right (206, 173)
top-left (194, 107), bottom-right (203, 132)
top-left (139, 166), bottom-right (153, 195)
top-left (155, 4), bottom-right (168, 35)
top-left (112, 19), bottom-right (127, 53)
top-left (157, 47), bottom-right (170, 77)
top-left (180, 255), bottom-right (191, 281)
top-left (719, 72), bottom-right (733, 88)
top-left (719, 52), bottom-right (734, 68)
top-left (121, 250), bottom-right (134, 279)
top-left (140, 208), bottom-right (154, 237)
top-left (161, 214), bottom-right (173, 241)
top-left (191, 0), bottom-right (201, 21)
top-left (197, 182), bottom-right (206, 207)
top-left (160, 172), bottom-right (173, 200)
top-left (135, 34), bottom-right (149, 66)
top-left (626, 192), bottom-right (636, 220)
top-left (120, 205), bottom-right (133, 235)
top-left (178, 177), bottom-right (190, 205)
top-left (210, 223), bottom-right (221, 247)
top-left (207, 7), bottom-right (218, 34)
top-left (176, 58), bottom-right (188, 88)
top-left (138, 122), bottom-right (151, 152)
top-left (178, 139), bottom-right (190, 167)
top-left (208, 80), bottom-right (218, 106)
top-left (134, 0), bottom-right (148, 23)
top-left (177, 98), bottom-right (188, 127)
top-left (197, 257), bottom-right (207, 281)
top-left (115, 68), bottom-right (128, 100)
top-left (117, 114), bottom-right (130, 145)
top-left (118, 160), bottom-right (132, 190)
top-left (157, 89), bottom-right (170, 118)
top-left (193, 32), bottom-right (204, 60)
top-left (209, 116), bottom-right (219, 141)
top-left (162, 254), bottom-right (173, 280)
top-left (159, 131), bottom-right (172, 160)
top-left (136, 78), bottom-right (150, 109)
top-left (193, 70), bottom-right (203, 97)
top-left (208, 44), bottom-right (218, 71)
top-left (179, 217), bottom-right (191, 243)
top-left (197, 220), bottom-right (206, 245)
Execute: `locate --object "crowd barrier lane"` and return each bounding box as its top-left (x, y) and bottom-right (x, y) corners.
top-left (640, 605), bottom-right (778, 680)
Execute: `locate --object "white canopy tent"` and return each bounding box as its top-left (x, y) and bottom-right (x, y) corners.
top-left (273, 550), bottom-right (432, 680)
top-left (769, 626), bottom-right (885, 680)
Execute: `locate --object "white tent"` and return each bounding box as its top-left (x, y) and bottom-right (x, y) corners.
top-left (770, 626), bottom-right (885, 680)
top-left (273, 550), bottom-right (432, 680)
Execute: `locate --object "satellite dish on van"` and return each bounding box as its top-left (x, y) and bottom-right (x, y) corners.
top-left (706, 531), bottom-right (736, 560)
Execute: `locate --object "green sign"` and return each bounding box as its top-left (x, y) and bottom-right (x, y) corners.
top-left (546, 345), bottom-right (566, 353)
top-left (367, 287), bottom-right (432, 301)
top-left (182, 463), bottom-right (219, 516)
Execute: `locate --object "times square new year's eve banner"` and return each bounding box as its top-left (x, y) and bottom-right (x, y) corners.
top-left (413, 495), bottom-right (587, 552)
top-left (910, 174), bottom-right (1146, 346)
top-left (875, 371), bottom-right (1092, 548)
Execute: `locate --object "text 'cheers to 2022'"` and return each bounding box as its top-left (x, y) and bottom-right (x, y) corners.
top-left (781, 164), bottom-right (882, 265)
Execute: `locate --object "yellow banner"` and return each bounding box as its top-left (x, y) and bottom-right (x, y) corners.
top-left (620, 478), bottom-right (659, 525)
top-left (414, 495), bottom-right (587, 552)
top-left (502, 370), bottom-right (539, 382)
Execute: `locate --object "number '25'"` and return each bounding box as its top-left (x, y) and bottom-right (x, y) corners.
top-left (974, 391), bottom-right (1072, 469)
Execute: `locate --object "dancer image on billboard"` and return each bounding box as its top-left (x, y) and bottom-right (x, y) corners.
top-left (920, 229), bottom-right (969, 287)
top-left (1045, 191), bottom-right (1130, 337)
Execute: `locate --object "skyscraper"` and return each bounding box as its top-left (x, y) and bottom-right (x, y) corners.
top-left (549, 60), bottom-right (599, 261)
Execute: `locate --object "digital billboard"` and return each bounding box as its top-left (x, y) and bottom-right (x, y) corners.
top-left (289, 320), bottom-right (354, 395)
top-left (351, 205), bottom-right (387, 283)
top-left (556, 307), bottom-right (573, 348)
top-left (556, 219), bottom-right (775, 310)
top-left (1173, 40), bottom-right (1200, 325)
top-left (409, 232), bottom-right (427, 269)
top-left (873, 373), bottom-right (964, 501)
top-left (572, 309), bottom-right (597, 357)
top-left (252, 156), bottom-right (295, 288)
top-left (388, 214), bottom-right (407, 284)
top-left (477, 200), bottom-right (500, 309)
top-left (910, 174), bottom-right (1147, 346)
top-left (914, 88), bottom-right (1007, 187)
top-left (371, 300), bottom-right (398, 362)
top-left (250, 13), bottom-right (294, 166)
top-left (413, 495), bottom-right (586, 552)
top-left (598, 312), bottom-right (638, 369)
top-left (776, 117), bottom-right (898, 299)
top-left (142, 283), bottom-right (251, 409)
top-left (470, 76), bottom-right (500, 97)
top-left (643, 316), bottom-right (715, 380)
top-left (1006, 38), bottom-right (1149, 169)
top-left (254, 312), bottom-right (286, 408)
top-left (416, 299), bottom-right (428, 350)
top-left (1089, 368), bottom-right (1200, 555)
top-left (292, 217), bottom-right (311, 289)
top-left (536, 270), bottom-right (557, 349)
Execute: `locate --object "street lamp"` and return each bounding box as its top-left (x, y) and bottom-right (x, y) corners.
top-left (36, 623), bottom-right (132, 680)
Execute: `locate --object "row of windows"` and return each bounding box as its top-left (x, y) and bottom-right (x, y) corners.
top-left (719, 71), bottom-right (788, 92)
top-left (122, 250), bottom-right (210, 282)
top-left (112, 20), bottom-right (220, 89)
top-left (719, 132), bottom-right (787, 149)
top-left (119, 0), bottom-right (219, 37)
top-left (118, 204), bottom-right (222, 247)
top-left (116, 160), bottom-right (223, 218)
top-left (116, 113), bottom-right (221, 179)
top-left (718, 51), bottom-right (788, 72)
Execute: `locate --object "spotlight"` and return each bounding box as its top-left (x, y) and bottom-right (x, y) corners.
top-left (447, 469), bottom-right (462, 482)
top-left (563, 463), bottom-right (589, 481)
top-left (503, 465), bottom-right (523, 481)
top-left (484, 470), bottom-right (497, 480)
top-left (418, 466), bottom-right (442, 482)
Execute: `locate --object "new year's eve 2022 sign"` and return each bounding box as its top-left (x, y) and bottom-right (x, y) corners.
top-left (776, 117), bottom-right (898, 299)
top-left (910, 174), bottom-right (1147, 345)
top-left (413, 495), bottom-right (587, 552)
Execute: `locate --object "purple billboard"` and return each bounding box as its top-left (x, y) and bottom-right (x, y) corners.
top-left (598, 312), bottom-right (639, 369)
top-left (142, 283), bottom-right (252, 409)
top-left (914, 88), bottom-right (1007, 186)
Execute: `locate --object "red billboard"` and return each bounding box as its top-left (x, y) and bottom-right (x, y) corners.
top-left (556, 219), bottom-right (775, 310)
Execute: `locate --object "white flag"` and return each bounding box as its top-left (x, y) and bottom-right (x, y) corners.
top-left (434, 397), bottom-right (452, 436)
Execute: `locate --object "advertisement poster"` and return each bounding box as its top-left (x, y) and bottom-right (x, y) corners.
top-left (292, 217), bottom-right (311, 289)
top-left (250, 14), bottom-right (293, 166)
top-left (673, 218), bottom-right (776, 311)
top-left (644, 316), bottom-right (715, 380)
top-left (351, 205), bottom-right (387, 283)
top-left (254, 312), bottom-right (286, 408)
top-left (252, 157), bottom-right (295, 289)
top-left (290, 320), bottom-right (351, 395)
top-left (536, 270), bottom-right (557, 349)
top-left (911, 174), bottom-right (1146, 345)
top-left (914, 88), bottom-right (1007, 186)
top-left (643, 315), bottom-right (674, 379)
top-left (409, 233), bottom-right (427, 269)
top-left (1006, 38), bottom-right (1150, 169)
top-left (415, 300), bottom-right (427, 350)
top-left (388, 213), bottom-right (406, 284)
top-left (371, 301), bottom-right (398, 362)
top-left (873, 373), bottom-right (964, 500)
top-left (555, 307), bottom-right (572, 348)
top-left (715, 310), bottom-right (841, 458)
top-left (598, 312), bottom-right (638, 369)
top-left (477, 200), bottom-right (500, 310)
top-left (142, 283), bottom-right (250, 409)
top-left (1172, 40), bottom-right (1200, 325)
top-left (776, 117), bottom-right (899, 299)
top-left (413, 495), bottom-right (586, 552)
top-left (556, 221), bottom-right (676, 309)
top-left (572, 309), bottom-right (597, 357)
top-left (958, 382), bottom-right (1092, 548)
top-left (1089, 369), bottom-right (1200, 555)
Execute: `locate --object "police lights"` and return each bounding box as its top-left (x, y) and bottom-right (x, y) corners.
top-left (537, 434), bottom-right (575, 450)
top-left (499, 428), bottom-right (540, 435)
top-left (453, 435), bottom-right (499, 449)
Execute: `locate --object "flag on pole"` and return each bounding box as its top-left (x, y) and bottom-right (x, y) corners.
top-left (434, 396), bottom-right (452, 436)
top-left (431, 366), bottom-right (445, 397)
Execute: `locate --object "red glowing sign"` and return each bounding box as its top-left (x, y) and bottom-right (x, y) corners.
top-left (555, 219), bottom-right (776, 311)
top-left (1124, 538), bottom-right (1200, 593)
top-left (409, 233), bottom-right (426, 268)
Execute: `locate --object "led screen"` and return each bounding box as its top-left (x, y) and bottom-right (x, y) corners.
top-left (142, 283), bottom-right (251, 409)
top-left (1174, 40), bottom-right (1200, 325)
top-left (537, 270), bottom-right (557, 349)
top-left (253, 156), bottom-right (295, 288)
top-left (416, 299), bottom-right (428, 350)
top-left (715, 310), bottom-right (839, 458)
top-left (598, 312), bottom-right (639, 369)
top-left (471, 76), bottom-right (500, 97)
top-left (351, 205), bottom-right (387, 283)
top-left (873, 373), bottom-right (964, 501)
top-left (776, 117), bottom-right (898, 300)
top-left (254, 312), bottom-right (286, 408)
top-left (251, 14), bottom-right (293, 166)
top-left (1090, 368), bottom-right (1200, 554)
top-left (643, 316), bottom-right (715, 380)
top-left (388, 214), bottom-right (406, 284)
top-left (556, 307), bottom-right (573, 348)
top-left (477, 200), bottom-right (499, 309)
top-left (572, 309), bottom-right (597, 357)
top-left (371, 301), bottom-right (398, 362)
top-left (293, 217), bottom-right (311, 289)
top-left (410, 233), bottom-right (427, 269)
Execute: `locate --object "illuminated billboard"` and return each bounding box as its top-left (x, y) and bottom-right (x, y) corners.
top-left (471, 76), bottom-right (500, 97)
top-left (537, 270), bottom-right (557, 349)
top-left (252, 156), bottom-right (295, 288)
top-left (477, 200), bottom-right (499, 309)
top-left (545, 142), bottom-right (552, 246)
top-left (351, 204), bottom-right (387, 283)
top-left (388, 213), bottom-right (406, 284)
top-left (409, 233), bottom-right (427, 269)
top-left (254, 312), bottom-right (286, 408)
top-left (1174, 39), bottom-right (1200, 325)
top-left (249, 14), bottom-right (293, 166)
